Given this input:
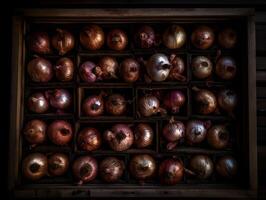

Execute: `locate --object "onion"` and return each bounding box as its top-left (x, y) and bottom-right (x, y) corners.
top-left (22, 153), bottom-right (47, 181)
top-left (98, 56), bottom-right (118, 80)
top-left (51, 29), bottom-right (75, 55)
top-left (80, 25), bottom-right (105, 50)
top-left (217, 89), bottom-right (237, 116)
top-left (107, 29), bottom-right (128, 51)
top-left (191, 26), bottom-right (215, 49)
top-left (191, 56), bottom-right (213, 79)
top-left (28, 32), bottom-right (51, 54)
top-left (104, 124), bottom-right (134, 151)
top-left (28, 92), bottom-right (49, 113)
top-left (188, 155), bottom-right (214, 179)
top-left (129, 154), bottom-right (156, 181)
top-left (82, 93), bottom-right (104, 117)
top-left (45, 89), bottom-right (72, 111)
top-left (193, 88), bottom-right (217, 115)
top-left (186, 120), bottom-right (210, 145)
top-left (54, 57), bottom-right (74, 82)
top-left (218, 28), bottom-right (237, 49)
top-left (215, 57), bottom-right (236, 80)
top-left (48, 153), bottom-right (69, 176)
top-left (216, 156), bottom-right (238, 179)
top-left (134, 123), bottom-right (154, 148)
top-left (163, 25), bottom-right (186, 49)
top-left (27, 57), bottom-right (53, 82)
top-left (138, 94), bottom-right (166, 117)
top-left (120, 58), bottom-right (140, 83)
top-left (159, 159), bottom-right (184, 185)
top-left (105, 94), bottom-right (126, 116)
top-left (168, 54), bottom-right (186, 81)
top-left (77, 128), bottom-right (102, 151)
top-left (163, 90), bottom-right (186, 114)
top-left (79, 61), bottom-right (102, 83)
top-left (135, 25), bottom-right (156, 48)
top-left (23, 119), bottom-right (46, 145)
top-left (72, 156), bottom-right (98, 185)
top-left (163, 119), bottom-right (185, 150)
top-left (47, 120), bottom-right (73, 145)
top-left (99, 157), bottom-right (125, 183)
top-left (207, 125), bottom-right (230, 149)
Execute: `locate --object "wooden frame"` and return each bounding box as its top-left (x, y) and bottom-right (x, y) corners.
top-left (8, 8), bottom-right (257, 199)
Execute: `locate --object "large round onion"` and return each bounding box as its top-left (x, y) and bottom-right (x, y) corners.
top-left (135, 25), bottom-right (156, 48)
top-left (80, 25), bottom-right (105, 50)
top-left (216, 156), bottom-right (238, 179)
top-left (47, 120), bottom-right (73, 145)
top-left (215, 57), bottom-right (236, 80)
top-left (217, 89), bottom-right (237, 115)
top-left (28, 32), bottom-right (51, 54)
top-left (23, 119), bottom-right (46, 145)
top-left (28, 92), bottom-right (49, 113)
top-left (159, 159), bottom-right (184, 185)
top-left (82, 93), bottom-right (104, 117)
top-left (191, 26), bottom-right (215, 49)
top-left (193, 88), bottom-right (217, 115)
top-left (45, 89), bottom-right (72, 111)
top-left (207, 125), bottom-right (230, 149)
top-left (186, 120), bottom-right (210, 145)
top-left (48, 153), bottom-right (69, 176)
top-left (188, 155), bottom-right (214, 179)
top-left (138, 95), bottom-right (166, 117)
top-left (163, 90), bottom-right (186, 114)
top-left (51, 29), bottom-right (75, 55)
top-left (105, 94), bottom-right (126, 116)
top-left (163, 25), bottom-right (186, 49)
top-left (168, 54), bottom-right (186, 81)
top-left (218, 28), bottom-right (237, 49)
top-left (191, 56), bottom-right (213, 79)
top-left (54, 57), bottom-right (74, 82)
top-left (134, 123), bottom-right (154, 148)
top-left (107, 29), bottom-right (128, 51)
top-left (98, 56), bottom-right (118, 80)
top-left (120, 58), bottom-right (140, 83)
top-left (77, 128), bottom-right (102, 151)
top-left (79, 61), bottom-right (102, 83)
top-left (27, 57), bottom-right (53, 82)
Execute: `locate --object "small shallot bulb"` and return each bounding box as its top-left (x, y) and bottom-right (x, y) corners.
top-left (79, 61), bottom-right (102, 83)
top-left (77, 128), bottom-right (102, 151)
top-left (163, 25), bottom-right (186, 49)
top-left (120, 58), bottom-right (140, 83)
top-left (82, 93), bottom-right (104, 117)
top-left (215, 57), bottom-right (236, 80)
top-left (28, 92), bottom-right (49, 114)
top-left (207, 125), bottom-right (230, 149)
top-left (191, 26), bottom-right (215, 49)
top-left (163, 90), bottom-right (186, 114)
top-left (168, 54), bottom-right (186, 81)
top-left (217, 89), bottom-right (237, 116)
top-left (54, 57), bottom-right (74, 82)
top-left (98, 56), bottom-right (118, 80)
top-left (105, 94), bottom-right (126, 116)
top-left (23, 119), bottom-right (47, 145)
top-left (80, 25), bottom-right (105, 50)
top-left (193, 88), bottom-right (217, 115)
top-left (107, 29), bottom-right (128, 51)
top-left (138, 95), bottom-right (166, 117)
top-left (186, 120), bottom-right (210, 145)
top-left (51, 29), bottom-right (75, 55)
top-left (135, 25), bottom-right (156, 48)
top-left (216, 156), bottom-right (238, 179)
top-left (28, 32), bottom-right (51, 54)
top-left (45, 89), bottom-right (72, 111)
top-left (159, 159), bottom-right (184, 185)
top-left (191, 56), bottom-right (213, 79)
top-left (48, 153), bottom-right (69, 176)
top-left (27, 57), bottom-right (53, 82)
top-left (134, 123), bottom-right (154, 148)
top-left (188, 155), bottom-right (214, 179)
top-left (218, 28), bottom-right (237, 49)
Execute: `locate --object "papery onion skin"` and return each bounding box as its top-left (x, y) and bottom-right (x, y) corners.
top-left (28, 32), bottom-right (51, 54)
top-left (191, 26), bottom-right (215, 49)
top-left (135, 25), bottom-right (156, 48)
top-left (99, 157), bottom-right (125, 183)
top-left (27, 57), bottom-right (53, 82)
top-left (207, 125), bottom-right (230, 149)
top-left (48, 153), bottom-right (69, 176)
top-left (107, 29), bottom-right (128, 51)
top-left (47, 120), bottom-right (73, 146)
top-left (23, 119), bottom-right (47, 145)
top-left (159, 159), bottom-right (184, 185)
top-left (191, 56), bottom-right (213, 79)
top-left (45, 89), bottom-right (72, 111)
top-left (186, 120), bottom-right (209, 145)
top-left (98, 56), bottom-right (118, 80)
top-left (134, 123), bottom-right (154, 148)
top-left (28, 92), bottom-right (49, 113)
top-left (22, 153), bottom-right (48, 181)
top-left (163, 25), bottom-right (186, 49)
top-left (194, 89), bottom-right (217, 115)
top-left (72, 156), bottom-right (98, 184)
top-left (82, 94), bottom-right (104, 117)
top-left (51, 29), bottom-right (75, 55)
top-left (215, 57), bottom-right (236, 80)
top-left (216, 156), bottom-right (238, 179)
top-left (55, 57), bottom-right (74, 82)
top-left (79, 61), bottom-right (102, 83)
top-left (168, 55), bottom-right (186, 81)
top-left (77, 128), bottom-right (102, 151)
top-left (105, 94), bottom-right (126, 116)
top-left (163, 90), bottom-right (186, 114)
top-left (189, 155), bottom-right (214, 179)
top-left (217, 89), bottom-right (237, 114)
top-left (120, 58), bottom-right (140, 83)
top-left (138, 95), bottom-right (165, 117)
top-left (218, 28), bottom-right (237, 49)
top-left (80, 25), bottom-right (105, 50)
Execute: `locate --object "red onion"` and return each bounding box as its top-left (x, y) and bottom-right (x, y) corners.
top-left (48, 153), bottom-right (69, 176)
top-left (163, 90), bottom-right (186, 114)
top-left (28, 92), bottom-right (49, 113)
top-left (23, 119), bottom-right (46, 145)
top-left (135, 25), bottom-right (156, 48)
top-left (47, 120), bottom-right (73, 145)
top-left (191, 56), bottom-right (213, 79)
top-left (107, 29), bottom-right (128, 51)
top-left (193, 88), bottom-right (217, 115)
top-left (168, 54), bottom-right (186, 81)
top-left (45, 89), bottom-right (72, 112)
top-left (188, 155), bottom-right (214, 179)
top-left (79, 61), bottom-right (102, 83)
top-left (191, 26), bottom-right (215, 49)
top-left (134, 123), bottom-right (154, 148)
top-left (105, 94), bottom-right (126, 116)
top-left (218, 28), bottom-right (237, 49)
top-left (216, 156), bottom-right (238, 179)
top-left (207, 125), bottom-right (230, 149)
top-left (163, 25), bottom-right (186, 49)
top-left (22, 153), bottom-right (47, 181)
top-left (77, 128), bottom-right (102, 151)
top-left (99, 157), bottom-right (125, 183)
top-left (217, 89), bottom-right (237, 116)
top-left (159, 159), bottom-right (184, 185)
top-left (104, 124), bottom-right (134, 151)
top-left (82, 93), bottom-right (104, 117)
top-left (27, 57), bottom-right (53, 82)
top-left (120, 58), bottom-right (140, 83)
top-left (186, 120), bottom-right (210, 145)
top-left (98, 56), bottom-right (118, 80)
top-left (72, 156), bottom-right (98, 185)
top-left (138, 95), bottom-right (166, 117)
top-left (129, 154), bottom-right (156, 181)
top-left (55, 57), bottom-right (74, 82)
top-left (215, 57), bottom-right (236, 80)
top-left (80, 25), bottom-right (105, 50)
top-left (28, 32), bottom-right (51, 54)
top-left (51, 29), bottom-right (75, 55)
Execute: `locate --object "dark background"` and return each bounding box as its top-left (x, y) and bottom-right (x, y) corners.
top-left (2, 0), bottom-right (266, 199)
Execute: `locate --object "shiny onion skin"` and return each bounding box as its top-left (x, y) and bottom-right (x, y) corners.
top-left (80, 25), bottom-right (105, 50)
top-left (82, 94), bottom-right (104, 117)
top-left (138, 95), bottom-right (166, 117)
top-left (51, 29), bottom-right (75, 55)
top-left (107, 29), bottom-right (128, 51)
top-left (27, 57), bottom-right (53, 82)
top-left (159, 159), bottom-right (184, 185)
top-left (45, 89), bottom-right (72, 111)
top-left (216, 156), bottom-right (238, 179)
top-left (104, 124), bottom-right (134, 151)
top-left (215, 57), bottom-right (236, 80)
top-left (105, 94), bottom-right (126, 116)
top-left (77, 128), bottom-right (101, 151)
top-left (188, 155), bottom-right (214, 179)
top-left (163, 25), bottom-right (186, 49)
top-left (129, 154), bottom-right (156, 181)
top-left (135, 25), bottom-right (156, 48)
top-left (98, 56), bottom-right (118, 80)
top-left (191, 26), bottom-right (215, 49)
top-left (79, 61), bottom-right (102, 83)
top-left (47, 120), bottom-right (73, 146)
top-left (99, 157), bottom-right (125, 183)
top-left (22, 153), bottom-right (48, 181)
top-left (134, 123), bottom-right (154, 148)
top-left (186, 120), bottom-right (210, 145)
top-left (28, 92), bottom-right (49, 114)
top-left (193, 88), bottom-right (217, 115)
top-left (163, 90), bottom-right (186, 114)
top-left (120, 58), bottom-right (140, 83)
top-left (218, 28), bottom-right (237, 49)
top-left (72, 156), bottom-right (98, 185)
top-left (28, 32), bottom-right (51, 54)
top-left (217, 89), bottom-right (237, 115)
top-left (168, 54), bottom-right (186, 81)
top-left (191, 56), bottom-right (213, 79)
top-left (23, 119), bottom-right (47, 145)
top-left (207, 125), bottom-right (230, 149)
top-left (55, 57), bottom-right (74, 82)
top-left (48, 153), bottom-right (69, 176)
